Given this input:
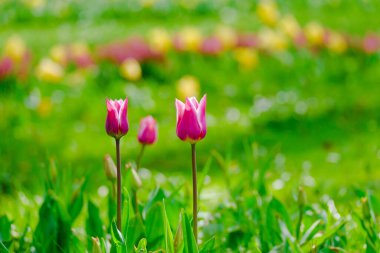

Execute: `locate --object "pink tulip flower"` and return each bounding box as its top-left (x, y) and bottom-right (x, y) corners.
top-left (138, 116), bottom-right (158, 145)
top-left (105, 98), bottom-right (129, 139)
top-left (175, 95), bottom-right (207, 143)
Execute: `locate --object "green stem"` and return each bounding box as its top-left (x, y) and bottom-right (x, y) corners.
top-left (136, 144), bottom-right (146, 170)
top-left (191, 143), bottom-right (198, 242)
top-left (115, 138), bottom-right (122, 232)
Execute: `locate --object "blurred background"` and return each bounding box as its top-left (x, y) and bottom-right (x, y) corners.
top-left (1, 0), bottom-right (380, 205)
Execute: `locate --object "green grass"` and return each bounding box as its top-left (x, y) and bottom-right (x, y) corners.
top-left (1, 0), bottom-right (380, 252)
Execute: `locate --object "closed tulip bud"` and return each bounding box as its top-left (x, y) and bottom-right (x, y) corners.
top-left (234, 48), bottom-right (259, 70)
top-left (105, 98), bottom-right (129, 139)
top-left (138, 116), bottom-right (158, 145)
top-left (175, 95), bottom-right (207, 143)
top-left (91, 237), bottom-right (102, 253)
top-left (104, 154), bottom-right (117, 181)
top-left (50, 45), bottom-right (67, 65)
top-left (279, 15), bottom-right (301, 39)
top-left (129, 166), bottom-right (142, 190)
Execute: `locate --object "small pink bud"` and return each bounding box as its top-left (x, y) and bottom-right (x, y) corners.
top-left (105, 98), bottom-right (129, 139)
top-left (137, 116), bottom-right (158, 145)
top-left (175, 95), bottom-right (207, 143)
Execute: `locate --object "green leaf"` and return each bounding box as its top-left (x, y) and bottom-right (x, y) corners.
top-left (126, 216), bottom-right (146, 252)
top-left (300, 220), bottom-right (322, 245)
top-left (86, 200), bottom-right (104, 238)
top-left (0, 241), bottom-right (9, 253)
top-left (134, 238), bottom-right (147, 253)
top-left (198, 158), bottom-right (213, 196)
top-left (0, 216), bottom-right (12, 242)
top-left (111, 220), bottom-right (125, 247)
top-left (145, 202), bottom-right (165, 249)
top-left (301, 221), bottom-right (346, 251)
top-left (69, 178), bottom-right (87, 223)
top-left (199, 237), bottom-right (215, 253)
top-left (181, 211), bottom-right (198, 253)
top-left (163, 200), bottom-right (174, 253)
top-left (174, 214), bottom-right (184, 253)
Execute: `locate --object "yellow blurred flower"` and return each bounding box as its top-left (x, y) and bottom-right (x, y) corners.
top-left (278, 15), bottom-right (301, 39)
top-left (178, 27), bottom-right (203, 52)
top-left (50, 45), bottom-right (67, 65)
top-left (3, 35), bottom-right (27, 62)
top-left (214, 26), bottom-right (237, 50)
top-left (327, 32), bottom-right (347, 54)
top-left (304, 21), bottom-right (325, 46)
top-left (23, 0), bottom-right (45, 9)
top-left (258, 29), bottom-right (288, 52)
top-left (120, 58), bottom-right (142, 81)
top-left (36, 58), bottom-right (64, 83)
top-left (148, 28), bottom-right (172, 53)
top-left (70, 42), bottom-right (90, 57)
top-left (140, 0), bottom-right (157, 7)
top-left (37, 98), bottom-right (52, 117)
top-left (176, 75), bottom-right (200, 100)
top-left (234, 48), bottom-right (259, 70)
top-left (257, 0), bottom-right (280, 27)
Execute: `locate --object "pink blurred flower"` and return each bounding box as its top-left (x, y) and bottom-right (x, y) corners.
top-left (0, 57), bottom-right (13, 80)
top-left (138, 116), bottom-right (158, 145)
top-left (236, 34), bottom-right (259, 48)
top-left (97, 37), bottom-right (163, 64)
top-left (293, 31), bottom-right (307, 48)
top-left (175, 95), bottom-right (207, 143)
top-left (363, 34), bottom-right (379, 54)
top-left (200, 37), bottom-right (223, 56)
top-left (106, 98), bottom-right (129, 139)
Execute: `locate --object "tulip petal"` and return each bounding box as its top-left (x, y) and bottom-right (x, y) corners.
top-left (198, 94), bottom-right (207, 138)
top-left (177, 103), bottom-right (202, 142)
top-left (175, 99), bottom-right (185, 125)
top-left (119, 98), bottom-right (129, 134)
top-left (189, 96), bottom-right (199, 109)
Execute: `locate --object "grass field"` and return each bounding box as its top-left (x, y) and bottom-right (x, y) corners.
top-left (1, 0), bottom-right (380, 252)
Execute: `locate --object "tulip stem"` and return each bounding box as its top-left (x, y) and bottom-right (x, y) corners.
top-left (191, 143), bottom-right (198, 242)
top-left (115, 138), bottom-right (122, 232)
top-left (136, 144), bottom-right (146, 170)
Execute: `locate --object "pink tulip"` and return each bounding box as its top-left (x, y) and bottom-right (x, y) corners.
top-left (105, 98), bottom-right (129, 139)
top-left (175, 95), bottom-right (207, 143)
top-left (138, 116), bottom-right (158, 145)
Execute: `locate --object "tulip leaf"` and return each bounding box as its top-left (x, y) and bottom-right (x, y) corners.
top-left (301, 220), bottom-right (346, 251)
top-left (181, 210), bottom-right (198, 253)
top-left (69, 178), bottom-right (87, 223)
top-left (199, 237), bottom-right (215, 253)
top-left (134, 238), bottom-right (147, 253)
top-left (111, 220), bottom-right (125, 246)
top-left (163, 200), bottom-right (175, 253)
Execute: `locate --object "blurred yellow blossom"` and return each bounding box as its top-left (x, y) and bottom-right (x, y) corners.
top-left (257, 0), bottom-right (280, 27)
top-left (177, 75), bottom-right (200, 100)
top-left (36, 58), bottom-right (64, 83)
top-left (305, 21), bottom-right (325, 46)
top-left (120, 58), bottom-right (142, 81)
top-left (148, 28), bottom-right (172, 53)
top-left (23, 0), bottom-right (45, 9)
top-left (278, 15), bottom-right (301, 39)
top-left (50, 45), bottom-right (67, 65)
top-left (4, 35), bottom-right (27, 62)
top-left (70, 42), bottom-right (90, 57)
top-left (258, 29), bottom-right (288, 52)
top-left (37, 98), bottom-right (52, 117)
top-left (140, 0), bottom-right (157, 7)
top-left (234, 48), bottom-right (259, 70)
top-left (327, 32), bottom-right (347, 54)
top-left (178, 27), bottom-right (203, 51)
top-left (215, 26), bottom-right (237, 50)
